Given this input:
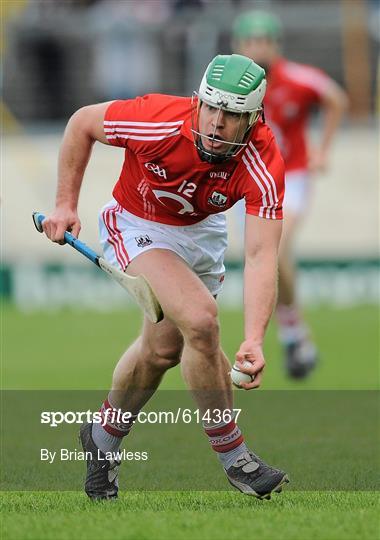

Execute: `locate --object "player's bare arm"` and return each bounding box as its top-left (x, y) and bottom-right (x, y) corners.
top-left (42, 102), bottom-right (113, 243)
top-left (237, 214), bottom-right (282, 389)
top-left (309, 81), bottom-right (348, 172)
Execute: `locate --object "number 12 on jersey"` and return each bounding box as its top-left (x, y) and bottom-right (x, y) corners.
top-left (178, 180), bottom-right (197, 197)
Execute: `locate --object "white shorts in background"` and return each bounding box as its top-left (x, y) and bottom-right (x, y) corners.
top-left (99, 199), bottom-right (228, 296)
top-left (283, 170), bottom-right (310, 216)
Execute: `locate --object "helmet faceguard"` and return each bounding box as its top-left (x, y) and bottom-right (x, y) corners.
top-left (192, 54), bottom-right (266, 163)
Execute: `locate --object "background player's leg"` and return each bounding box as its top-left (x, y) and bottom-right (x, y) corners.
top-left (277, 211), bottom-right (318, 378)
top-left (277, 211), bottom-right (299, 307)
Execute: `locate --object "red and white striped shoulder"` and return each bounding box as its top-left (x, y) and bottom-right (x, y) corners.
top-left (242, 141), bottom-right (282, 219)
top-left (103, 94), bottom-right (189, 148)
top-left (282, 60), bottom-right (332, 96)
top-left (104, 120), bottom-right (183, 143)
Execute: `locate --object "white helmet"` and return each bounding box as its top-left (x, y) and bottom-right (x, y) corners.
top-left (192, 54), bottom-right (266, 162)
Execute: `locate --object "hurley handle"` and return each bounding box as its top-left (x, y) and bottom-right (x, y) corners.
top-left (32, 211), bottom-right (100, 266)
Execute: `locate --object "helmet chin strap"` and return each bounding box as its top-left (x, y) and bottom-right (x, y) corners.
top-left (196, 138), bottom-right (233, 164)
top-left (195, 124), bottom-right (252, 163)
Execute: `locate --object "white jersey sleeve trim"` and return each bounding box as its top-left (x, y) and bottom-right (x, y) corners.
top-left (104, 120), bottom-right (184, 127)
top-left (105, 130), bottom-right (181, 142)
top-left (104, 127), bottom-right (180, 134)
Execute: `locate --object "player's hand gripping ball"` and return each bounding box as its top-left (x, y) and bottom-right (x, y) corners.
top-left (230, 361), bottom-right (255, 388)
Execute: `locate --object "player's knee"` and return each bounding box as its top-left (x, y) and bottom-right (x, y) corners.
top-left (184, 309), bottom-right (220, 354)
top-left (141, 338), bottom-right (183, 371)
top-left (152, 340), bottom-right (183, 370)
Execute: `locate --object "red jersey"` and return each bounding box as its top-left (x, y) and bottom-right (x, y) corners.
top-left (264, 58), bottom-right (333, 173)
top-left (104, 94), bottom-right (284, 226)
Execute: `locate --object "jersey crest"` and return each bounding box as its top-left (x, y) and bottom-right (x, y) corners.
top-left (208, 191), bottom-right (228, 208)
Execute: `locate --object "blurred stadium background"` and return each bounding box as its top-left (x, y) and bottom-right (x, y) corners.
top-left (1, 6), bottom-right (379, 538)
top-left (1, 0), bottom-right (379, 380)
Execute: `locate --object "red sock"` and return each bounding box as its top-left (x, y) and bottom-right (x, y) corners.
top-left (99, 397), bottom-right (137, 437)
top-left (276, 304), bottom-right (306, 344)
top-left (204, 420), bottom-right (244, 453)
top-left (204, 420), bottom-right (248, 469)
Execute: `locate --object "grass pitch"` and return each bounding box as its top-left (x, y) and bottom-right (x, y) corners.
top-left (1, 304), bottom-right (379, 540)
top-left (3, 304), bottom-right (378, 390)
top-left (1, 491), bottom-right (379, 540)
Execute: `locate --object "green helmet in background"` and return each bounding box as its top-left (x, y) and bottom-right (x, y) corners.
top-left (193, 54), bottom-right (266, 163)
top-left (232, 10), bottom-right (283, 41)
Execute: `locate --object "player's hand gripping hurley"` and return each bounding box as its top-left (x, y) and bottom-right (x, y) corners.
top-left (32, 212), bottom-right (163, 323)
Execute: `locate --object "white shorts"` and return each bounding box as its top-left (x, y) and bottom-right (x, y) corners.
top-left (283, 170), bottom-right (310, 216)
top-left (99, 199), bottom-right (228, 296)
